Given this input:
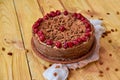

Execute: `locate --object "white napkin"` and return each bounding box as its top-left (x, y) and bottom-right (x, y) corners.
top-left (43, 19), bottom-right (105, 80)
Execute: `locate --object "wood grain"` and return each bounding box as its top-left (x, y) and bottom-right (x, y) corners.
top-left (0, 0), bottom-right (31, 80)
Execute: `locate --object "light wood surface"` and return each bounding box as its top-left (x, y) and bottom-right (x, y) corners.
top-left (0, 0), bottom-right (120, 80)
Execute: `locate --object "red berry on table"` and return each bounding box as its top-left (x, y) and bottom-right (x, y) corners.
top-left (39, 35), bottom-right (45, 42)
top-left (59, 26), bottom-right (66, 32)
top-left (63, 42), bottom-right (68, 49)
top-left (46, 39), bottom-right (53, 45)
top-left (56, 10), bottom-right (61, 15)
top-left (55, 41), bottom-right (62, 48)
top-left (68, 42), bottom-right (74, 48)
top-left (64, 10), bottom-right (68, 15)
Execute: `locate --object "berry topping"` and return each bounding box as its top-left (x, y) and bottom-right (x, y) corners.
top-left (43, 15), bottom-right (49, 20)
top-left (72, 13), bottom-right (77, 18)
top-left (77, 38), bottom-right (82, 43)
top-left (81, 37), bottom-right (87, 42)
top-left (38, 18), bottom-right (43, 23)
top-left (68, 42), bottom-right (74, 48)
top-left (39, 35), bottom-right (45, 42)
top-left (56, 10), bottom-right (61, 15)
top-left (55, 41), bottom-right (62, 48)
top-left (33, 28), bottom-right (38, 33)
top-left (37, 30), bottom-right (43, 36)
top-left (63, 42), bottom-right (68, 49)
top-left (76, 13), bottom-right (82, 19)
top-left (46, 39), bottom-right (53, 45)
top-left (85, 32), bottom-right (91, 37)
top-left (86, 27), bottom-right (91, 32)
top-left (64, 10), bottom-right (68, 15)
top-left (50, 11), bottom-right (56, 17)
top-left (59, 26), bottom-right (66, 32)
top-left (32, 22), bottom-right (39, 29)
top-left (85, 23), bottom-right (91, 28)
top-left (72, 40), bottom-right (79, 45)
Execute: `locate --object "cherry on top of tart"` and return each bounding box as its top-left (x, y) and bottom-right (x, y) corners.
top-left (32, 10), bottom-right (93, 49)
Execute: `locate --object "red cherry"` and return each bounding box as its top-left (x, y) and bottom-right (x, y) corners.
top-left (85, 32), bottom-right (91, 37)
top-left (80, 17), bottom-right (85, 21)
top-left (37, 18), bottom-right (43, 24)
top-left (85, 23), bottom-right (91, 28)
top-left (50, 11), bottom-right (56, 17)
top-left (46, 39), bottom-right (53, 45)
top-left (33, 28), bottom-right (38, 33)
top-left (63, 42), bottom-right (68, 49)
top-left (64, 10), bottom-right (68, 15)
top-left (32, 22), bottom-right (39, 29)
top-left (37, 30), bottom-right (43, 36)
top-left (77, 38), bottom-right (82, 43)
top-left (76, 13), bottom-right (82, 19)
top-left (72, 13), bottom-right (77, 18)
top-left (56, 10), bottom-right (61, 15)
top-left (43, 15), bottom-right (49, 20)
top-left (72, 40), bottom-right (79, 45)
top-left (68, 42), bottom-right (74, 48)
top-left (55, 41), bottom-right (62, 48)
top-left (81, 37), bottom-right (87, 42)
top-left (86, 27), bottom-right (91, 32)
top-left (39, 35), bottom-right (45, 42)
top-left (59, 26), bottom-right (66, 32)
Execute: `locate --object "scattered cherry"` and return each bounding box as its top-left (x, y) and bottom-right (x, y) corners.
top-left (46, 39), bottom-right (53, 45)
top-left (59, 26), bottom-right (66, 32)
top-left (55, 41), bottom-right (62, 48)
top-left (64, 10), bottom-right (68, 15)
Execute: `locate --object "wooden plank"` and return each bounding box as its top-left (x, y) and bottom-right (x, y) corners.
top-left (12, 0), bottom-right (45, 80)
top-left (0, 0), bottom-right (31, 80)
top-left (59, 0), bottom-right (120, 80)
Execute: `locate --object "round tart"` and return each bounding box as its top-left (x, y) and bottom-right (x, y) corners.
top-left (31, 10), bottom-right (96, 64)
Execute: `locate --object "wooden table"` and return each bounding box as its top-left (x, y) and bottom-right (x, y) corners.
top-left (0, 0), bottom-right (120, 80)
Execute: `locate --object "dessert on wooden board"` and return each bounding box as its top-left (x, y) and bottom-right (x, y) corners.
top-left (31, 10), bottom-right (96, 64)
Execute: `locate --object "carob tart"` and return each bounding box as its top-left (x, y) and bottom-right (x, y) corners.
top-left (31, 10), bottom-right (96, 64)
